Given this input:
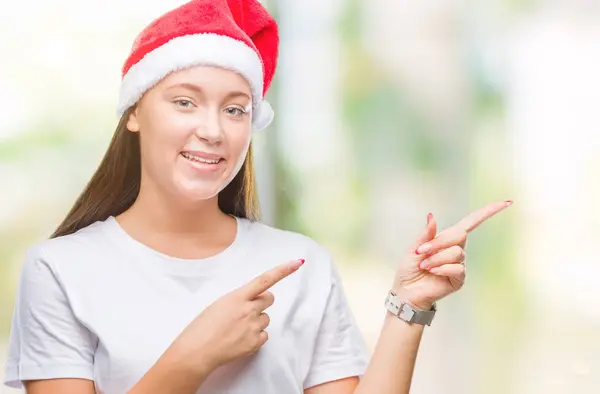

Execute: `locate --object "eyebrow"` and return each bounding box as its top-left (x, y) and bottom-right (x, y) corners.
top-left (166, 83), bottom-right (251, 101)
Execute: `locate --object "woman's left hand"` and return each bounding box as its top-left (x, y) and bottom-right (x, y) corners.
top-left (392, 200), bottom-right (513, 310)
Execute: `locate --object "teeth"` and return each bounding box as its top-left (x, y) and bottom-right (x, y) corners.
top-left (181, 152), bottom-right (220, 164)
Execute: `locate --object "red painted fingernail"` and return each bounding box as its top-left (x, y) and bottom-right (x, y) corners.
top-left (291, 259), bottom-right (305, 271)
top-left (416, 243), bottom-right (432, 255)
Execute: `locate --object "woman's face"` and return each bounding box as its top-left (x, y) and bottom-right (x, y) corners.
top-left (127, 66), bottom-right (253, 203)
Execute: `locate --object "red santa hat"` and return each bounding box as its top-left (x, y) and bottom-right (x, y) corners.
top-left (116, 0), bottom-right (278, 132)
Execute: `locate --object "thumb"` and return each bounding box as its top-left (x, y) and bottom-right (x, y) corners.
top-left (410, 213), bottom-right (437, 257)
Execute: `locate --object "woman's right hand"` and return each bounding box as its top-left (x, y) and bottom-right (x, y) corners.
top-left (169, 258), bottom-right (305, 373)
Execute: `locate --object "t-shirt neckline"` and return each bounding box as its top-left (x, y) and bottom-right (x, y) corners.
top-left (103, 215), bottom-right (249, 277)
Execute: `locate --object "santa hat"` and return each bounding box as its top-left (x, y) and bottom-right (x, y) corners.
top-left (116, 0), bottom-right (278, 132)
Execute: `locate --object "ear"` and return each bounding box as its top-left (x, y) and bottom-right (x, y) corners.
top-left (126, 106), bottom-right (140, 132)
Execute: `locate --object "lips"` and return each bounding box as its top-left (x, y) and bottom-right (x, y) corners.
top-left (180, 151), bottom-right (223, 164)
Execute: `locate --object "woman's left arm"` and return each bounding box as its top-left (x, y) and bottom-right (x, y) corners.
top-left (305, 200), bottom-right (512, 394)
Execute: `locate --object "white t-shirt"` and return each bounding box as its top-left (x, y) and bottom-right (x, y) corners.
top-left (4, 216), bottom-right (369, 393)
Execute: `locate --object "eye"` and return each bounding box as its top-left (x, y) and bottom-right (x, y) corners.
top-left (224, 106), bottom-right (247, 118)
top-left (173, 98), bottom-right (194, 108)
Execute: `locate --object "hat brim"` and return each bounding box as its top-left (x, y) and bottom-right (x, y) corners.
top-left (117, 33), bottom-right (273, 132)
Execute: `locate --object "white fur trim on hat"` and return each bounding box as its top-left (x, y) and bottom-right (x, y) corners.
top-left (117, 33), bottom-right (273, 131)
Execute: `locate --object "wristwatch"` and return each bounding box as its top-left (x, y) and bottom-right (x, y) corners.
top-left (384, 290), bottom-right (437, 326)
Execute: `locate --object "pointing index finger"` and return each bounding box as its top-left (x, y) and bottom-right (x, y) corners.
top-left (456, 200), bottom-right (512, 233)
top-left (243, 259), bottom-right (305, 299)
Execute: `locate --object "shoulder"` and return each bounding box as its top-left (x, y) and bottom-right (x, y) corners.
top-left (13, 220), bottom-right (117, 318)
top-left (21, 218), bottom-right (115, 277)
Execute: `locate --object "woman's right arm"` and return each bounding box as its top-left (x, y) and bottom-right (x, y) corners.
top-left (23, 347), bottom-right (214, 394)
top-left (17, 259), bottom-right (303, 393)
top-left (24, 379), bottom-right (95, 394)
top-left (127, 259), bottom-right (304, 394)
top-left (127, 346), bottom-right (214, 394)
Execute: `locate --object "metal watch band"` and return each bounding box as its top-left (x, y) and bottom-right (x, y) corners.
top-left (384, 290), bottom-right (436, 326)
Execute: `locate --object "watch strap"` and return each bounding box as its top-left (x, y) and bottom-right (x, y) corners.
top-left (384, 290), bottom-right (436, 326)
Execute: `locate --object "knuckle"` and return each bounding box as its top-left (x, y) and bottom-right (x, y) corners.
top-left (265, 291), bottom-right (275, 304)
top-left (253, 332), bottom-right (267, 349)
top-left (445, 246), bottom-right (458, 259)
top-left (259, 276), bottom-right (271, 290)
top-left (242, 303), bottom-right (255, 316)
top-left (457, 266), bottom-right (467, 280)
top-left (454, 246), bottom-right (465, 260)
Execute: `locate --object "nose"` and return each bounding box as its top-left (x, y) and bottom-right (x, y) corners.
top-left (194, 109), bottom-right (223, 144)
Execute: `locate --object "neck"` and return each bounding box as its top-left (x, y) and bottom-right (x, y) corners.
top-left (119, 182), bottom-right (229, 236)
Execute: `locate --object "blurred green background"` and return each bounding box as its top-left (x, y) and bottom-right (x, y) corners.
top-left (1, 0), bottom-right (599, 393)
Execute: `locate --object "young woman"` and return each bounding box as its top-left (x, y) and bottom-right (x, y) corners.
top-left (3, 0), bottom-right (511, 393)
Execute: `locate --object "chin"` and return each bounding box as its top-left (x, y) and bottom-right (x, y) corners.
top-left (172, 177), bottom-right (229, 203)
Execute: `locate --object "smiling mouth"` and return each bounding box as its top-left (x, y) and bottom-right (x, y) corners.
top-left (180, 152), bottom-right (224, 164)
